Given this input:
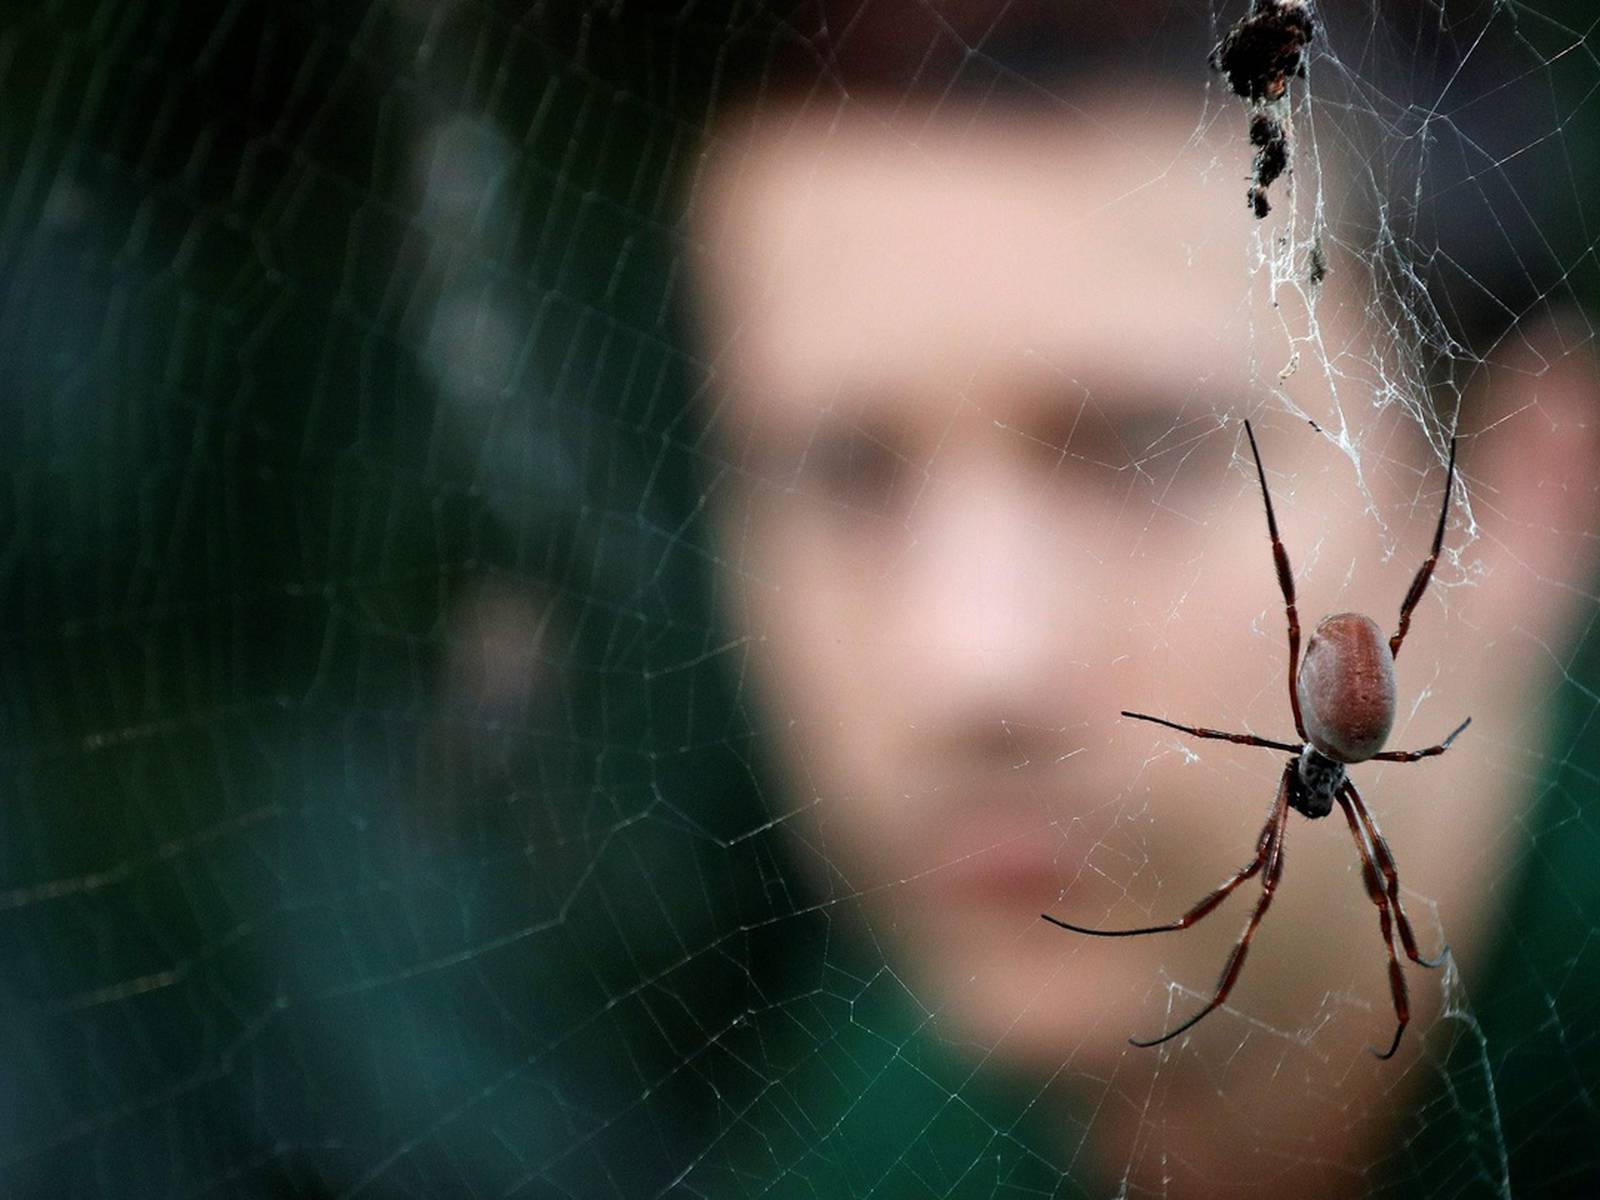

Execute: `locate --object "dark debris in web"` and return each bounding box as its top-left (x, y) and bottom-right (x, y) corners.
top-left (1248, 111), bottom-right (1291, 218)
top-left (1210, 0), bottom-right (1315, 219)
top-left (1211, 0), bottom-right (1314, 102)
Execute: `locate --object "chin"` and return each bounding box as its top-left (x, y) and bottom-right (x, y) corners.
top-left (912, 934), bottom-right (1130, 1071)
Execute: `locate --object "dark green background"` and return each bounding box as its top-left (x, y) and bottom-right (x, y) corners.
top-left (2, 3), bottom-right (1597, 1195)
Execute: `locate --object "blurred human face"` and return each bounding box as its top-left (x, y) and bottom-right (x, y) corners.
top-left (690, 98), bottom-right (1532, 1174)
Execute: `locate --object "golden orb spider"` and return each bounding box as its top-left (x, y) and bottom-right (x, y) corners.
top-left (1044, 420), bottom-right (1469, 1059)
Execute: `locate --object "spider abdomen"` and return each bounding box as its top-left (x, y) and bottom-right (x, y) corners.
top-left (1296, 612), bottom-right (1396, 763)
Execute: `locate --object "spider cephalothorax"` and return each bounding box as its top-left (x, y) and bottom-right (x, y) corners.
top-left (1291, 745), bottom-right (1343, 819)
top-left (1045, 421), bottom-right (1469, 1059)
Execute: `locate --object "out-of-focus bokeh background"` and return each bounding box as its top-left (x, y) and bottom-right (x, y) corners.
top-left (4, 2), bottom-right (1600, 1196)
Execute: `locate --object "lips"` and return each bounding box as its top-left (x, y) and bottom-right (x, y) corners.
top-left (922, 788), bottom-right (1094, 904)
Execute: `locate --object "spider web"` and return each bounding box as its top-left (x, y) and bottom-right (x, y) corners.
top-left (3, 1), bottom-right (1599, 1197)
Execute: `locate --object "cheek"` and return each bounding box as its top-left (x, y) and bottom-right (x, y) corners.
top-left (737, 512), bottom-right (876, 711)
top-left (743, 620), bottom-right (921, 891)
top-left (1133, 529), bottom-right (1282, 679)
top-left (724, 504), bottom-right (913, 848)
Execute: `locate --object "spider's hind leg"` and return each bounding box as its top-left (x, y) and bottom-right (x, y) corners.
top-left (1390, 436), bottom-right (1458, 661)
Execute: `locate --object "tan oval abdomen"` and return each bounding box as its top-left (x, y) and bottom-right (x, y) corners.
top-left (1295, 613), bottom-right (1396, 763)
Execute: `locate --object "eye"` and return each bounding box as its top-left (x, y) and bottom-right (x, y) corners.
top-left (795, 422), bottom-right (907, 515)
top-left (1021, 402), bottom-right (1224, 494)
top-left (1044, 408), bottom-right (1230, 505)
top-left (1120, 415), bottom-right (1231, 493)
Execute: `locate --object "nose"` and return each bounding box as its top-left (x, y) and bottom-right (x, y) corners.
top-left (892, 463), bottom-right (1077, 739)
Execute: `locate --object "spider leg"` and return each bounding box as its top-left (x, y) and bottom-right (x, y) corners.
top-left (1042, 783), bottom-right (1284, 938)
top-left (1120, 710), bottom-right (1301, 754)
top-left (1336, 788), bottom-right (1412, 1059)
top-left (1344, 781), bottom-right (1448, 968)
top-left (1245, 420), bottom-right (1307, 741)
top-left (1130, 764), bottom-right (1292, 1049)
top-left (1390, 436), bottom-right (1458, 661)
top-left (1369, 716), bottom-right (1471, 763)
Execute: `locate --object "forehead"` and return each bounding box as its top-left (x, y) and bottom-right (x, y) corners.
top-left (689, 101), bottom-right (1341, 427)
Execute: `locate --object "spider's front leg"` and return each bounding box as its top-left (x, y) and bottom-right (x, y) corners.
top-left (1128, 762), bottom-right (1294, 1049)
top-left (1336, 786), bottom-right (1422, 1059)
top-left (1344, 781), bottom-right (1448, 968)
top-left (1042, 814), bottom-right (1272, 940)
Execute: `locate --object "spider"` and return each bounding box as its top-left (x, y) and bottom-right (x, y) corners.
top-left (1043, 420), bottom-right (1469, 1059)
